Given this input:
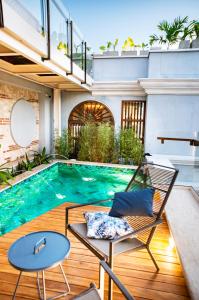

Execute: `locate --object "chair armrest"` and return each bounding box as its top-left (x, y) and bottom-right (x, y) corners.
top-left (66, 198), bottom-right (113, 211)
top-left (100, 260), bottom-right (135, 300)
top-left (112, 219), bottom-right (162, 244)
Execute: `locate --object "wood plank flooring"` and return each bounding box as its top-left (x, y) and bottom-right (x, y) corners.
top-left (0, 203), bottom-right (190, 300)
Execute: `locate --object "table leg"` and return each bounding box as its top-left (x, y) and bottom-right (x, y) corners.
top-left (36, 266), bottom-right (70, 300)
top-left (12, 271), bottom-right (22, 300)
top-left (59, 264), bottom-right (70, 294)
top-left (42, 271), bottom-right (46, 300)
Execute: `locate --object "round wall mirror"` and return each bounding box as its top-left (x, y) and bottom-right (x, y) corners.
top-left (11, 99), bottom-right (36, 147)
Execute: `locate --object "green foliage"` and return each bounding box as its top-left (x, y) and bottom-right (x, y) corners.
top-left (181, 24), bottom-right (194, 40)
top-left (57, 41), bottom-right (68, 55)
top-left (55, 129), bottom-right (71, 159)
top-left (119, 128), bottom-right (144, 165)
top-left (99, 45), bottom-right (106, 53)
top-left (113, 38), bottom-right (119, 51)
top-left (190, 20), bottom-right (199, 38)
top-left (96, 123), bottom-right (115, 162)
top-left (141, 42), bottom-right (148, 49)
top-left (33, 147), bottom-right (52, 165)
top-left (122, 37), bottom-right (135, 50)
top-left (150, 16), bottom-right (188, 48)
top-left (78, 123), bottom-right (115, 163)
top-left (77, 123), bottom-right (143, 165)
top-left (0, 166), bottom-right (12, 186)
top-left (107, 41), bottom-right (112, 50)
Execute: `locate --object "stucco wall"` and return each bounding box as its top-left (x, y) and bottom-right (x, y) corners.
top-left (93, 56), bottom-right (148, 81)
top-left (148, 50), bottom-right (199, 78)
top-left (61, 91), bottom-right (146, 131)
top-left (0, 82), bottom-right (39, 164)
top-left (0, 71), bottom-right (53, 164)
top-left (145, 94), bottom-right (199, 157)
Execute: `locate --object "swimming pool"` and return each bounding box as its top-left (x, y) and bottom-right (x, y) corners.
top-left (0, 162), bottom-right (134, 236)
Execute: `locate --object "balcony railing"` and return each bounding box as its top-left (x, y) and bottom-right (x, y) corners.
top-left (0, 0), bottom-right (93, 83)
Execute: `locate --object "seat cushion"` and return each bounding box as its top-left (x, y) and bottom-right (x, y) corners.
top-left (109, 188), bottom-right (155, 218)
top-left (84, 211), bottom-right (133, 239)
top-left (69, 223), bottom-right (143, 258)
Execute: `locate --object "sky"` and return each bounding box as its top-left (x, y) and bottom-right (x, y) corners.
top-left (62, 0), bottom-right (199, 52)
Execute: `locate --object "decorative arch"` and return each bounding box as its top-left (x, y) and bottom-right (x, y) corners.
top-left (68, 100), bottom-right (114, 126)
top-left (68, 100), bottom-right (114, 156)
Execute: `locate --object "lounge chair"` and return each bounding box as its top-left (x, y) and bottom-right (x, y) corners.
top-left (72, 260), bottom-right (134, 300)
top-left (66, 162), bottom-right (178, 300)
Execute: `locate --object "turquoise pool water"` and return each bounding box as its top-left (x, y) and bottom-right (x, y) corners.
top-left (0, 163), bottom-right (134, 236)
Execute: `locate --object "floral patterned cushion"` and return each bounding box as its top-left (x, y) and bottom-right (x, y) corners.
top-left (84, 211), bottom-right (133, 240)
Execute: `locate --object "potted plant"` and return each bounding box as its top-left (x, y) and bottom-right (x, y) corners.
top-left (103, 41), bottom-right (113, 55)
top-left (149, 16), bottom-right (188, 49)
top-left (103, 39), bottom-right (119, 56)
top-left (112, 38), bottom-right (119, 55)
top-left (191, 20), bottom-right (199, 48)
top-left (98, 45), bottom-right (106, 55)
top-left (57, 41), bottom-right (68, 55)
top-left (140, 43), bottom-right (149, 55)
top-left (179, 23), bottom-right (192, 49)
top-left (121, 37), bottom-right (137, 56)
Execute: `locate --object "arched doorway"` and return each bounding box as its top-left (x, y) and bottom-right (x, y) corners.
top-left (68, 100), bottom-right (114, 156)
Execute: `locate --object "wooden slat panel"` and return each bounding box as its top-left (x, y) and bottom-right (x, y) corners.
top-left (121, 101), bottom-right (146, 143)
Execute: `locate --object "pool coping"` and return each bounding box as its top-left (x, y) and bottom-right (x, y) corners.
top-left (0, 159), bottom-right (137, 193)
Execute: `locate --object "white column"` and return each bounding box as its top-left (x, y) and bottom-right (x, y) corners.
top-left (53, 88), bottom-right (62, 136)
top-left (39, 94), bottom-right (52, 153)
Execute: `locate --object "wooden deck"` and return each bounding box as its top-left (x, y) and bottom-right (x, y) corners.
top-left (0, 203), bottom-right (190, 300)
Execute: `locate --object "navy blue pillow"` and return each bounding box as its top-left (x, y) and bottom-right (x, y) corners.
top-left (109, 188), bottom-right (154, 218)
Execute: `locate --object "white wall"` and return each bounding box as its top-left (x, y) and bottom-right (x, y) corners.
top-left (148, 51), bottom-right (199, 78)
top-left (61, 91), bottom-right (145, 131)
top-left (145, 95), bottom-right (199, 157)
top-left (93, 56), bottom-right (148, 81)
top-left (39, 94), bottom-right (53, 153)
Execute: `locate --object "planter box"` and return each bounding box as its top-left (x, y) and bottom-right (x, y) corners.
top-left (179, 40), bottom-right (190, 49)
top-left (191, 38), bottom-right (199, 48)
top-left (93, 54), bottom-right (104, 57)
top-left (103, 51), bottom-right (119, 56)
top-left (150, 47), bottom-right (161, 50)
top-left (121, 50), bottom-right (137, 56)
top-left (140, 50), bottom-right (149, 56)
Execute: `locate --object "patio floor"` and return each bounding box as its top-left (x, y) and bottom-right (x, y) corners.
top-left (0, 203), bottom-right (190, 300)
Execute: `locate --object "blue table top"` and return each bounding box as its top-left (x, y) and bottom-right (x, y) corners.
top-left (8, 231), bottom-right (70, 272)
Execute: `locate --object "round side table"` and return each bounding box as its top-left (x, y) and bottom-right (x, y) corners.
top-left (8, 231), bottom-right (71, 300)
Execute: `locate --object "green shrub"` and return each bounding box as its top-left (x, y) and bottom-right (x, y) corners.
top-left (0, 167), bottom-right (12, 185)
top-left (54, 129), bottom-right (71, 159)
top-left (33, 147), bottom-right (51, 165)
top-left (78, 123), bottom-right (115, 163)
top-left (119, 128), bottom-right (144, 165)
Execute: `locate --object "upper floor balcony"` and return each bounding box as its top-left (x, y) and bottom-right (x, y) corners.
top-left (0, 0), bottom-right (93, 91)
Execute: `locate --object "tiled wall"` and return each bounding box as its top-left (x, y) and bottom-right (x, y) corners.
top-left (0, 82), bottom-right (39, 164)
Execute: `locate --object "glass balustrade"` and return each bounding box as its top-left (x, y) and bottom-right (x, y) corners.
top-left (72, 23), bottom-right (84, 70)
top-left (1, 0), bottom-right (93, 80)
top-left (5, 0), bottom-right (46, 35)
top-left (86, 45), bottom-right (93, 77)
top-left (50, 0), bottom-right (70, 61)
